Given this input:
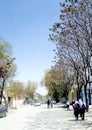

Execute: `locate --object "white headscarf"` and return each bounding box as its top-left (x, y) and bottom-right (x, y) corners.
top-left (79, 99), bottom-right (83, 108)
top-left (75, 101), bottom-right (79, 104)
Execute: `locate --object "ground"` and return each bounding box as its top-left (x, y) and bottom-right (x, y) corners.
top-left (0, 104), bottom-right (92, 130)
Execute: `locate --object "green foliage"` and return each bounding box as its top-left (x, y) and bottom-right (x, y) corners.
top-left (44, 64), bottom-right (73, 102)
top-left (0, 37), bottom-right (12, 60)
top-left (8, 81), bottom-right (25, 98)
top-left (0, 37), bottom-right (16, 79)
top-left (0, 37), bottom-right (16, 103)
top-left (25, 80), bottom-right (37, 99)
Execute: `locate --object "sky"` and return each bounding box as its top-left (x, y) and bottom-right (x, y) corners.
top-left (0, 0), bottom-right (61, 95)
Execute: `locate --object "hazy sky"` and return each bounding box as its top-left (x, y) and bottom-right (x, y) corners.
top-left (0, 0), bottom-right (61, 95)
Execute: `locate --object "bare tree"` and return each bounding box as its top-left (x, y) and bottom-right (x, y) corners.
top-left (49, 0), bottom-right (92, 109)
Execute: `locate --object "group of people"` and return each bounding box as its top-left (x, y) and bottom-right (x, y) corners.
top-left (66, 99), bottom-right (86, 120)
top-left (72, 99), bottom-right (86, 120)
top-left (47, 99), bottom-right (53, 108)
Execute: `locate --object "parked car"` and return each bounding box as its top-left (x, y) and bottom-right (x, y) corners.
top-left (0, 104), bottom-right (8, 117)
top-left (52, 100), bottom-right (56, 104)
top-left (34, 101), bottom-right (41, 106)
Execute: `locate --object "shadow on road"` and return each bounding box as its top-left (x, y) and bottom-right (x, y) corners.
top-left (69, 118), bottom-right (92, 129)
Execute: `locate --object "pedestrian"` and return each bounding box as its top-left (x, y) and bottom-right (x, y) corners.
top-left (47, 99), bottom-right (51, 108)
top-left (66, 100), bottom-right (70, 110)
top-left (72, 99), bottom-right (86, 120)
top-left (51, 99), bottom-right (53, 108)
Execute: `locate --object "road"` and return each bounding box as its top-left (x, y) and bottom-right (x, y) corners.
top-left (0, 104), bottom-right (92, 130)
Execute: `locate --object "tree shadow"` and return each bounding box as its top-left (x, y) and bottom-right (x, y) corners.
top-left (69, 118), bottom-right (92, 129)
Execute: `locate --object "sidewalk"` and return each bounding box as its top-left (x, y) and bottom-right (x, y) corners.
top-left (8, 104), bottom-right (30, 114)
top-left (86, 105), bottom-right (92, 122)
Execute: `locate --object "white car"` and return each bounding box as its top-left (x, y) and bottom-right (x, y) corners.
top-left (34, 101), bottom-right (41, 106)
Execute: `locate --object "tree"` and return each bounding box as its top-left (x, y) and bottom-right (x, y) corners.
top-left (25, 80), bottom-right (37, 99)
top-left (49, 0), bottom-right (92, 109)
top-left (8, 81), bottom-right (25, 99)
top-left (0, 37), bottom-right (16, 104)
top-left (43, 61), bottom-right (73, 102)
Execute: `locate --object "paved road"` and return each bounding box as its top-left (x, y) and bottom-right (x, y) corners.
top-left (0, 104), bottom-right (92, 130)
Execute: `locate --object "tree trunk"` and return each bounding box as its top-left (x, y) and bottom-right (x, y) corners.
top-left (0, 78), bottom-right (5, 104)
top-left (3, 95), bottom-right (8, 106)
top-left (84, 85), bottom-right (89, 112)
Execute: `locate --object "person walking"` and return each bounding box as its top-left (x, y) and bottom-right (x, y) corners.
top-left (47, 99), bottom-right (51, 108)
top-left (51, 99), bottom-right (53, 108)
top-left (66, 100), bottom-right (70, 110)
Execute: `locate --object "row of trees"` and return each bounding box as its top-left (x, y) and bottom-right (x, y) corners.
top-left (8, 80), bottom-right (37, 100)
top-left (43, 0), bottom-right (92, 107)
top-left (0, 37), bottom-right (37, 105)
top-left (42, 62), bottom-right (73, 102)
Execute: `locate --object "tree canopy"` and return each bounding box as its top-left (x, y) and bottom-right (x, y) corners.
top-left (49, 0), bottom-right (92, 106)
top-left (25, 80), bottom-right (37, 99)
top-left (0, 37), bottom-right (16, 103)
top-left (43, 61), bottom-right (73, 102)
